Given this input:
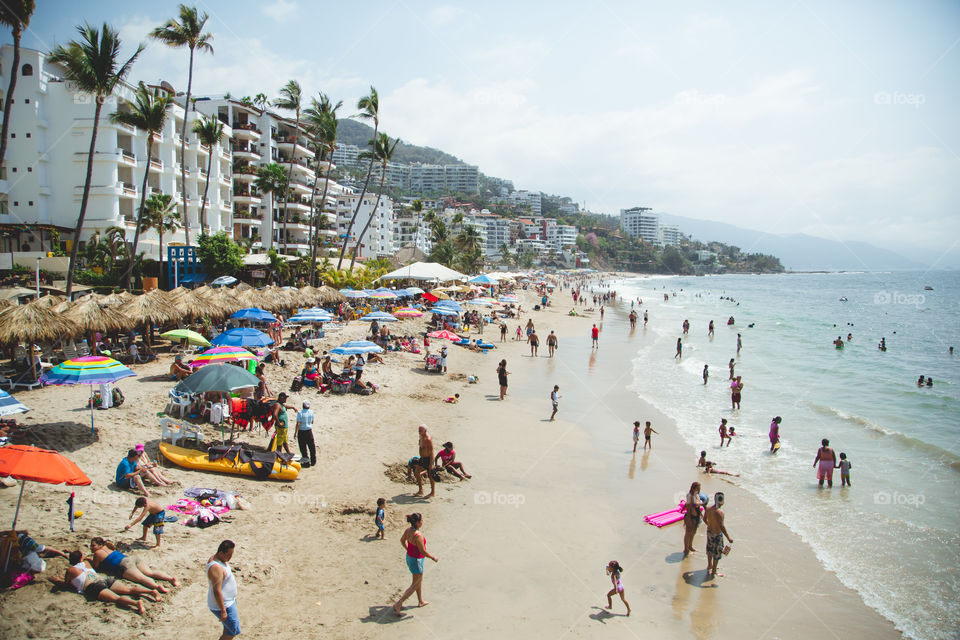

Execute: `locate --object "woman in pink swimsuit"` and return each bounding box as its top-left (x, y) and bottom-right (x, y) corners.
top-left (393, 513), bottom-right (438, 616)
top-left (604, 560), bottom-right (631, 615)
top-left (813, 438), bottom-right (837, 487)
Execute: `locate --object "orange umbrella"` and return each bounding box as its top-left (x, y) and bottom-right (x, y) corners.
top-left (0, 444), bottom-right (91, 536)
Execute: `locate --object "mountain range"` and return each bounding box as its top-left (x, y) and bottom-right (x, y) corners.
top-left (659, 213), bottom-right (927, 271)
top-left (335, 119), bottom-right (466, 166)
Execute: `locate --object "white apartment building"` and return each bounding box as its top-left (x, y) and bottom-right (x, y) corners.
top-left (331, 143), bottom-right (360, 168)
top-left (620, 207), bottom-right (658, 243)
top-left (0, 45), bottom-right (233, 260)
top-left (370, 161), bottom-right (406, 190)
top-left (509, 190), bottom-right (542, 215)
top-left (543, 219), bottom-right (578, 251)
top-left (193, 97), bottom-right (342, 256)
top-left (657, 224), bottom-right (681, 247)
top-left (468, 211), bottom-right (509, 256)
top-left (394, 208), bottom-right (432, 255)
top-left (443, 164), bottom-right (479, 193)
top-left (336, 192), bottom-right (395, 259)
top-left (407, 163), bottom-right (445, 194)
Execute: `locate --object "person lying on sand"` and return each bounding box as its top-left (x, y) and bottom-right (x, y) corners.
top-left (703, 461), bottom-right (740, 477)
top-left (87, 537), bottom-right (179, 592)
top-left (50, 551), bottom-right (159, 615)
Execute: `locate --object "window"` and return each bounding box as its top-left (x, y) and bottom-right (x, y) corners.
top-left (13, 201), bottom-right (18, 206)
top-left (24, 98), bottom-right (29, 104)
top-left (27, 167), bottom-right (31, 172)
top-left (25, 133), bottom-right (30, 138)
top-left (9, 134), bottom-right (14, 138)
top-left (21, 64), bottom-right (33, 76)
top-left (28, 201), bottom-right (33, 206)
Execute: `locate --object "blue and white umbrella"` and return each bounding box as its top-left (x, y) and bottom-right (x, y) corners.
top-left (360, 311), bottom-right (398, 322)
top-left (330, 340), bottom-right (384, 355)
top-left (340, 289), bottom-right (368, 299)
top-left (211, 327), bottom-right (275, 347)
top-left (0, 389), bottom-right (29, 417)
top-left (405, 287), bottom-right (425, 295)
top-left (467, 274), bottom-right (498, 285)
top-left (466, 298), bottom-right (493, 306)
top-left (434, 299), bottom-right (463, 312)
top-left (231, 307), bottom-right (277, 323)
top-left (288, 312), bottom-right (333, 324)
top-left (430, 307), bottom-right (460, 317)
top-left (211, 275), bottom-right (238, 286)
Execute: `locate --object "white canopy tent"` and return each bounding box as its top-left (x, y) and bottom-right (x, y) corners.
top-left (377, 262), bottom-right (468, 283)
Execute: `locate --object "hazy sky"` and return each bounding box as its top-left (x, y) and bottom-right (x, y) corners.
top-left (12, 1), bottom-right (960, 266)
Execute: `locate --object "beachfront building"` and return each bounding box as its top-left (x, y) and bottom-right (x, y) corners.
top-left (443, 164), bottom-right (479, 194)
top-left (508, 190), bottom-right (542, 215)
top-left (544, 220), bottom-right (578, 252)
top-left (371, 161), bottom-right (407, 190)
top-left (468, 210), bottom-right (510, 256)
top-left (336, 192), bottom-right (395, 259)
top-left (331, 143), bottom-right (360, 169)
top-left (0, 45), bottom-right (233, 262)
top-left (393, 207), bottom-right (432, 255)
top-left (620, 207), bottom-right (658, 243)
top-left (192, 97), bottom-right (342, 256)
top-left (657, 224), bottom-right (681, 247)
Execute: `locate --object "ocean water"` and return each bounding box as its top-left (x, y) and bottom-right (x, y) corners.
top-left (615, 271), bottom-right (960, 640)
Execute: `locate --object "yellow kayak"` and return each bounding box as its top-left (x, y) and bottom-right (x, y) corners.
top-left (159, 442), bottom-right (300, 481)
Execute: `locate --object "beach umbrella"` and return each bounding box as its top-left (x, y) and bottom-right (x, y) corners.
top-left (393, 307), bottom-right (424, 318)
top-left (427, 330), bottom-right (462, 341)
top-left (0, 301), bottom-right (73, 344)
top-left (0, 389), bottom-right (29, 417)
top-left (211, 275), bottom-right (238, 286)
top-left (499, 295), bottom-right (519, 303)
top-left (360, 311), bottom-right (398, 322)
top-left (430, 307), bottom-right (460, 317)
top-left (405, 287), bottom-right (425, 295)
top-left (466, 298), bottom-right (493, 307)
top-left (230, 307), bottom-right (277, 323)
top-left (434, 299), bottom-right (463, 311)
top-left (159, 328), bottom-right (212, 347)
top-left (368, 290), bottom-right (398, 300)
top-left (330, 340), bottom-right (384, 355)
top-left (340, 289), bottom-right (367, 299)
top-left (211, 327), bottom-right (274, 348)
top-left (468, 274), bottom-right (498, 285)
top-left (40, 356), bottom-right (135, 435)
top-left (174, 363), bottom-right (260, 394)
top-left (288, 312), bottom-right (333, 324)
top-left (428, 289), bottom-right (451, 300)
top-left (189, 346), bottom-right (256, 368)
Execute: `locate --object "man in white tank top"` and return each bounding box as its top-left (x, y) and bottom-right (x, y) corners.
top-left (207, 540), bottom-right (240, 638)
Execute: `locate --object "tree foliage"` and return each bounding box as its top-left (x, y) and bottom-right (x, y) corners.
top-left (196, 232), bottom-right (244, 277)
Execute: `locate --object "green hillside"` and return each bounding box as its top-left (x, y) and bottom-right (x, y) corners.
top-left (336, 119), bottom-right (467, 166)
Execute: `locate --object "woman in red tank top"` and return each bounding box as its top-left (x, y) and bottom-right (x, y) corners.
top-left (393, 513), bottom-right (438, 616)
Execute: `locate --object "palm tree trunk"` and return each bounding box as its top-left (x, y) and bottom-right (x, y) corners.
top-left (349, 165), bottom-right (385, 270)
top-left (336, 121), bottom-right (377, 269)
top-left (199, 142), bottom-right (213, 232)
top-left (282, 113), bottom-right (299, 255)
top-left (66, 100), bottom-right (104, 297)
top-left (306, 154), bottom-right (320, 285)
top-left (310, 153), bottom-right (335, 286)
top-left (121, 136), bottom-right (153, 289)
top-left (0, 27), bottom-right (22, 170)
top-left (179, 47), bottom-right (195, 246)
top-left (158, 229), bottom-right (164, 288)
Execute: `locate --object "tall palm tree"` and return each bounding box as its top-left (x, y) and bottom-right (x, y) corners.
top-left (151, 4), bottom-right (213, 247)
top-left (49, 23), bottom-right (143, 296)
top-left (0, 0), bottom-right (34, 171)
top-left (139, 193), bottom-right (179, 286)
top-left (337, 86), bottom-right (378, 269)
top-left (191, 114), bottom-right (224, 232)
top-left (110, 82), bottom-right (173, 288)
top-left (350, 132), bottom-right (399, 270)
top-left (303, 92), bottom-right (341, 284)
top-left (254, 163), bottom-right (288, 252)
top-left (253, 92), bottom-right (268, 111)
top-left (273, 80), bottom-right (303, 254)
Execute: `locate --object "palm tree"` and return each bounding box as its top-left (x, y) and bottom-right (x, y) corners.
top-left (454, 225), bottom-right (483, 273)
top-left (350, 132), bottom-right (399, 270)
top-left (303, 92), bottom-right (342, 284)
top-left (253, 93), bottom-right (268, 110)
top-left (0, 0), bottom-right (34, 171)
top-left (254, 163), bottom-right (288, 251)
top-left (110, 82), bottom-right (173, 288)
top-left (139, 193), bottom-right (179, 286)
top-left (151, 4), bottom-right (213, 247)
top-left (273, 80), bottom-right (303, 254)
top-left (337, 86), bottom-right (378, 269)
top-left (191, 114), bottom-right (224, 232)
top-left (49, 23), bottom-right (143, 296)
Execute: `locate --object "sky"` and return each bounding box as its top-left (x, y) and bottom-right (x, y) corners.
top-left (10, 1), bottom-right (960, 266)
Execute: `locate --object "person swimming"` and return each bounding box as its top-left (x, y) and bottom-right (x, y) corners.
top-left (917, 375), bottom-right (926, 387)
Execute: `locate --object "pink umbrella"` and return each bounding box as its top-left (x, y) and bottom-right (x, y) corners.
top-left (427, 330), bottom-right (462, 341)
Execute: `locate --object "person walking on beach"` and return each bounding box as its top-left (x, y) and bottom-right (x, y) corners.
top-left (643, 310), bottom-right (648, 326)
top-left (643, 421), bottom-right (658, 450)
top-left (813, 438), bottom-right (837, 488)
top-left (604, 561), bottom-right (631, 616)
top-left (682, 482), bottom-right (703, 556)
top-left (546, 331), bottom-right (558, 357)
top-left (769, 416), bottom-right (782, 453)
top-left (416, 425), bottom-right (436, 498)
top-left (682, 319), bottom-right (690, 335)
top-left (393, 513), bottom-right (438, 616)
top-left (528, 330), bottom-right (540, 357)
top-left (294, 400), bottom-right (316, 467)
top-left (591, 324), bottom-right (600, 349)
top-left (549, 385), bottom-right (560, 421)
top-left (497, 359), bottom-right (510, 400)
top-left (675, 338), bottom-right (683, 359)
top-left (632, 421), bottom-right (641, 453)
top-left (629, 310), bottom-right (637, 329)
top-left (375, 498), bottom-right (386, 539)
top-left (124, 497), bottom-right (166, 549)
top-left (719, 418), bottom-right (731, 447)
top-left (704, 493), bottom-right (732, 579)
top-left (702, 364), bottom-right (709, 385)
top-left (708, 320), bottom-right (714, 336)
top-left (207, 540), bottom-right (240, 640)
top-left (500, 321), bottom-right (507, 343)
top-left (730, 376), bottom-right (743, 410)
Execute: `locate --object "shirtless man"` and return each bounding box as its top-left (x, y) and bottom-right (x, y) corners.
top-left (813, 438), bottom-right (837, 488)
top-left (703, 492), bottom-right (732, 579)
top-left (528, 330), bottom-right (540, 357)
top-left (546, 331), bottom-right (558, 357)
top-left (170, 356), bottom-right (191, 380)
top-left (416, 425), bottom-right (436, 498)
top-left (125, 497), bottom-right (167, 548)
top-left (628, 310), bottom-right (637, 329)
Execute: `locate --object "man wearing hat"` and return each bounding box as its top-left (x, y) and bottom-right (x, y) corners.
top-left (294, 400), bottom-right (316, 466)
top-left (170, 355), bottom-right (191, 380)
top-left (269, 393), bottom-right (295, 454)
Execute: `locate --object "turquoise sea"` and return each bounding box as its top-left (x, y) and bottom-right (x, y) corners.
top-left (615, 271), bottom-right (960, 640)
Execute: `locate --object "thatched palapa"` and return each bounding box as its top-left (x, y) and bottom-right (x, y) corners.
top-left (0, 302), bottom-right (74, 343)
top-left (62, 296), bottom-right (134, 336)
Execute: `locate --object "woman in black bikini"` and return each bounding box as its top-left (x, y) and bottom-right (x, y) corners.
top-left (682, 482), bottom-right (703, 556)
top-left (497, 360), bottom-right (510, 400)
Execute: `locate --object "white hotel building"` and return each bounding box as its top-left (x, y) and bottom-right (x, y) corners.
top-left (336, 192), bottom-right (395, 259)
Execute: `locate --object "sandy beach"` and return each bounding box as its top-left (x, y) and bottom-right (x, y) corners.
top-left (0, 279), bottom-right (902, 640)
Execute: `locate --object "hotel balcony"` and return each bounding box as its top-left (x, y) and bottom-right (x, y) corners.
top-left (276, 136), bottom-right (312, 159)
top-left (72, 182), bottom-right (137, 198)
top-left (278, 156), bottom-right (315, 179)
top-left (148, 157), bottom-right (163, 173)
top-left (233, 188), bottom-right (261, 205)
top-left (289, 177), bottom-right (313, 195)
top-left (231, 144), bottom-right (260, 161)
top-left (231, 122), bottom-right (261, 141)
top-left (234, 207), bottom-right (263, 224)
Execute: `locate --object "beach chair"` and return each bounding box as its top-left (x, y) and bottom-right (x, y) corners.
top-left (0, 370), bottom-right (43, 392)
top-left (159, 416), bottom-right (204, 447)
top-left (164, 390), bottom-right (192, 418)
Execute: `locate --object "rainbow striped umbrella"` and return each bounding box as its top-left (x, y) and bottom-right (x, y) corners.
top-left (189, 346), bottom-right (256, 368)
top-left (41, 356), bottom-right (135, 434)
top-left (393, 307), bottom-right (423, 318)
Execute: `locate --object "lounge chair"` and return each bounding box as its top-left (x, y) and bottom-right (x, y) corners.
top-left (0, 370), bottom-right (43, 392)
top-left (159, 416), bottom-right (204, 447)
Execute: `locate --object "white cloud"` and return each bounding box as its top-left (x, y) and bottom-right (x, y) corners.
top-left (427, 5), bottom-right (465, 27)
top-left (261, 0), bottom-right (299, 23)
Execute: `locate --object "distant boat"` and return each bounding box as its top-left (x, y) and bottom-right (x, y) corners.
top-left (839, 297), bottom-right (848, 302)
top-left (924, 286), bottom-right (933, 291)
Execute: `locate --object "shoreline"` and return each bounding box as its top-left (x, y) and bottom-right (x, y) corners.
top-left (0, 278), bottom-right (902, 639)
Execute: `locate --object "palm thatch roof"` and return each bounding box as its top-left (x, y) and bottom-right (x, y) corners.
top-left (316, 286), bottom-right (346, 305)
top-left (236, 282), bottom-right (253, 292)
top-left (62, 295), bottom-right (134, 336)
top-left (119, 289), bottom-right (183, 326)
top-left (181, 287), bottom-right (233, 319)
top-left (0, 302), bottom-right (74, 343)
top-left (30, 295), bottom-right (66, 308)
top-left (98, 291), bottom-right (134, 306)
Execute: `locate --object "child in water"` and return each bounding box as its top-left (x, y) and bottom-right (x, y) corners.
top-left (837, 453), bottom-right (852, 487)
top-left (697, 451), bottom-right (708, 467)
top-left (605, 561), bottom-right (631, 616)
top-left (375, 498), bottom-right (386, 539)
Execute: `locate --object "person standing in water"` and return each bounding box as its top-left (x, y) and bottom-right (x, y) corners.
top-left (719, 418), bottom-right (731, 447)
top-left (730, 376), bottom-right (743, 410)
top-left (591, 324), bottom-right (600, 349)
top-left (675, 338), bottom-right (683, 359)
top-left (497, 359), bottom-right (510, 401)
top-left (702, 364), bottom-right (709, 385)
top-left (643, 310), bottom-right (649, 326)
top-left (728, 358), bottom-right (735, 380)
top-left (737, 333), bottom-right (742, 354)
top-left (769, 416), bottom-right (782, 452)
top-left (814, 438), bottom-right (837, 487)
top-left (708, 320), bottom-right (714, 336)
top-left (604, 561), bottom-right (631, 616)
top-left (546, 331), bottom-right (558, 357)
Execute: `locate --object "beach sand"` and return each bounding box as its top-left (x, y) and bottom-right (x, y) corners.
top-left (0, 282), bottom-right (901, 639)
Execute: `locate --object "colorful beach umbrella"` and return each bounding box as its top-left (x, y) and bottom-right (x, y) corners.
top-left (499, 295), bottom-right (519, 303)
top-left (430, 307), bottom-right (459, 317)
top-left (393, 307), bottom-right (424, 318)
top-left (189, 346), bottom-right (256, 368)
top-left (368, 290), bottom-right (398, 300)
top-left (211, 327), bottom-right (274, 348)
top-left (230, 307), bottom-right (277, 323)
top-left (434, 299), bottom-right (463, 311)
top-left (0, 389), bottom-right (29, 417)
top-left (159, 328), bottom-right (212, 347)
top-left (288, 309), bottom-right (334, 324)
top-left (466, 298), bottom-right (493, 307)
top-left (427, 330), bottom-right (462, 341)
top-left (360, 311), bottom-right (398, 322)
top-left (330, 340), bottom-right (384, 355)
top-left (41, 356), bottom-right (135, 435)
top-left (340, 289), bottom-right (368, 299)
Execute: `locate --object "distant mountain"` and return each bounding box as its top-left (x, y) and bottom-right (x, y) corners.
top-left (659, 213), bottom-right (926, 271)
top-left (336, 119), bottom-right (466, 166)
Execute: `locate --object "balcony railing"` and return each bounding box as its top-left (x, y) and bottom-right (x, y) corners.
top-left (232, 122), bottom-right (261, 134)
